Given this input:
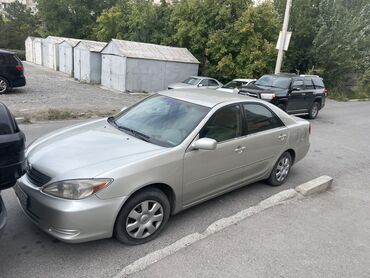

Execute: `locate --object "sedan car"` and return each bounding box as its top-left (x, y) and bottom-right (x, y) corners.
top-left (217, 78), bottom-right (256, 93)
top-left (168, 76), bottom-right (222, 90)
top-left (15, 89), bottom-right (310, 245)
top-left (0, 102), bottom-right (26, 237)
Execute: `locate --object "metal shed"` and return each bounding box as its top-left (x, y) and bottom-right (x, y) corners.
top-left (58, 38), bottom-right (81, 75)
top-left (101, 39), bottom-right (199, 92)
top-left (25, 36), bottom-right (34, 62)
top-left (73, 40), bottom-right (107, 84)
top-left (44, 36), bottom-right (66, 70)
top-left (33, 37), bottom-right (43, 65)
top-left (41, 38), bottom-right (49, 67)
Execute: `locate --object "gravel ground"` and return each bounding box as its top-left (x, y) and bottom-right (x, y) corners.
top-left (0, 62), bottom-right (146, 119)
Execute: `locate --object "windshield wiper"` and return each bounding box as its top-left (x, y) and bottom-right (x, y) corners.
top-left (117, 125), bottom-right (151, 143)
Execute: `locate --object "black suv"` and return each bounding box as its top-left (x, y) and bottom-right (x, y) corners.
top-left (0, 102), bottom-right (26, 237)
top-left (239, 74), bottom-right (326, 119)
top-left (0, 49), bottom-right (26, 94)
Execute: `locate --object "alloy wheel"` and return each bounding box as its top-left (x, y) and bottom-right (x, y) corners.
top-left (275, 156), bottom-right (290, 182)
top-left (0, 79), bottom-right (7, 93)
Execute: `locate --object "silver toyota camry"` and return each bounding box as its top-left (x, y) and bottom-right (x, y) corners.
top-left (15, 89), bottom-right (310, 244)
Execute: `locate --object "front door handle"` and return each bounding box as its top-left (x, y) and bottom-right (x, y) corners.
top-left (234, 146), bottom-right (246, 153)
top-left (278, 134), bottom-right (287, 141)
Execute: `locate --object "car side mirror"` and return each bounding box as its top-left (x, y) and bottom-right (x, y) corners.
top-left (191, 138), bottom-right (217, 150)
top-left (198, 84), bottom-right (204, 87)
top-left (120, 106), bottom-right (128, 112)
top-left (233, 88), bottom-right (239, 94)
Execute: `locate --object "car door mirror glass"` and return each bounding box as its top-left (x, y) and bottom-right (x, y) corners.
top-left (192, 138), bottom-right (217, 150)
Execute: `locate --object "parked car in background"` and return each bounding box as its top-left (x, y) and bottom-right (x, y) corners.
top-left (16, 89), bottom-right (310, 245)
top-left (217, 78), bottom-right (256, 93)
top-left (0, 50), bottom-right (26, 94)
top-left (0, 102), bottom-right (26, 237)
top-left (239, 74), bottom-right (327, 119)
top-left (168, 76), bottom-right (222, 89)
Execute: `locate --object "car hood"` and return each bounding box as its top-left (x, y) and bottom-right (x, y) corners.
top-left (26, 119), bottom-right (166, 179)
top-left (240, 83), bottom-right (287, 95)
top-left (168, 82), bottom-right (195, 89)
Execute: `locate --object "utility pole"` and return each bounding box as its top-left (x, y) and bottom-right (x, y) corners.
top-left (275, 0), bottom-right (293, 74)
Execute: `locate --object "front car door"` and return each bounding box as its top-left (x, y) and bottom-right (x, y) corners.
top-left (287, 78), bottom-right (307, 113)
top-left (183, 104), bottom-right (248, 206)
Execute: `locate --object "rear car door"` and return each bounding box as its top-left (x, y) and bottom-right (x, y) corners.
top-left (303, 77), bottom-right (315, 109)
top-left (241, 103), bottom-right (288, 180)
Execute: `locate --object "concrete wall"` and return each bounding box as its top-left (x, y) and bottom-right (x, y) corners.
top-left (125, 58), bottom-right (199, 92)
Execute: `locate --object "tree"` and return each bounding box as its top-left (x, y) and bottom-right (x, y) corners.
top-left (36, 0), bottom-right (118, 39)
top-left (0, 1), bottom-right (40, 50)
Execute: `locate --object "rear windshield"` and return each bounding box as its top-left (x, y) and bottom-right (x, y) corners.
top-left (312, 77), bottom-right (325, 88)
top-left (0, 53), bottom-right (20, 65)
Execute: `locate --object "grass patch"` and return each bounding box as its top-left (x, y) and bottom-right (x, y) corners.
top-left (328, 89), bottom-right (370, 101)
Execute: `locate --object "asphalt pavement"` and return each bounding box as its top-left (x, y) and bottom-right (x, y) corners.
top-left (0, 99), bottom-right (369, 277)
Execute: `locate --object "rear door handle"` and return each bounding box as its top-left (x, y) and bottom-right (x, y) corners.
top-left (234, 146), bottom-right (246, 153)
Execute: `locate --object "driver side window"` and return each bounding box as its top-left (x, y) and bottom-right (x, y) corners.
top-left (200, 105), bottom-right (241, 142)
top-left (200, 79), bottom-right (209, 86)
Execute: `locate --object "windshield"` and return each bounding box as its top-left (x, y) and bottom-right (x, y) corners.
top-left (222, 81), bottom-right (248, 89)
top-left (183, 77), bottom-right (201, 85)
top-left (255, 75), bottom-right (291, 89)
top-left (111, 95), bottom-right (210, 147)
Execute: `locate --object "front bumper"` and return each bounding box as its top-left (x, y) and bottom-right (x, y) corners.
top-left (0, 195), bottom-right (7, 237)
top-left (15, 175), bottom-right (127, 243)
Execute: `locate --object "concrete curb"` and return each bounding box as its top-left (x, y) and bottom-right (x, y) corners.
top-left (114, 176), bottom-right (333, 278)
top-left (295, 175), bottom-right (333, 196)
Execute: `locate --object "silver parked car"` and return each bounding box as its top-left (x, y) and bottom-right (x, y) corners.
top-left (168, 76), bottom-right (223, 90)
top-left (217, 78), bottom-right (256, 93)
top-left (15, 89), bottom-right (310, 244)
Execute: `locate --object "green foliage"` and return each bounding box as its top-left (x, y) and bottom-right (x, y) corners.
top-left (0, 2), bottom-right (40, 50)
top-left (36, 0), bottom-right (118, 39)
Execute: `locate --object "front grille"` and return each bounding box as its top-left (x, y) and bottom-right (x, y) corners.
top-left (27, 166), bottom-right (51, 187)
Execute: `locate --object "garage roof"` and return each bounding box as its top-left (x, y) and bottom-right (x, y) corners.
top-left (75, 40), bottom-right (107, 52)
top-left (103, 39), bottom-right (200, 64)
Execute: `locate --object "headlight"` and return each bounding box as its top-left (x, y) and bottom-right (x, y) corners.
top-left (260, 93), bottom-right (276, 100)
top-left (42, 179), bottom-right (113, 200)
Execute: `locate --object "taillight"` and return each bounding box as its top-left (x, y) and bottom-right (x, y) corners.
top-left (16, 65), bottom-right (24, 71)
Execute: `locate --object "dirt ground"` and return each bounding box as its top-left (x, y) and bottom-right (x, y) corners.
top-left (0, 62), bottom-right (146, 120)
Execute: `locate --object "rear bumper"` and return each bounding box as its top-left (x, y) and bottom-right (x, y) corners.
top-left (10, 76), bottom-right (26, 88)
top-left (15, 175), bottom-right (127, 243)
top-left (0, 195), bottom-right (7, 237)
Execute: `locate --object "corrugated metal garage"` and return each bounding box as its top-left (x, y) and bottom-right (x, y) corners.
top-left (25, 36), bottom-right (34, 62)
top-left (73, 40), bottom-right (107, 84)
top-left (41, 38), bottom-right (49, 67)
top-left (58, 38), bottom-right (81, 75)
top-left (33, 37), bottom-right (43, 65)
top-left (44, 36), bottom-right (65, 70)
top-left (101, 39), bottom-right (199, 92)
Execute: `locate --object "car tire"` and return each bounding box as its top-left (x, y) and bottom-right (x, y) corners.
top-left (308, 101), bottom-right (320, 119)
top-left (0, 77), bottom-right (9, 94)
top-left (114, 188), bottom-right (170, 245)
top-left (267, 152), bottom-right (292, 186)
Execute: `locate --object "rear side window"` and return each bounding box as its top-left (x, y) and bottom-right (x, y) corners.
top-left (304, 78), bottom-right (315, 89)
top-left (243, 103), bottom-right (284, 134)
top-left (312, 77), bottom-right (325, 88)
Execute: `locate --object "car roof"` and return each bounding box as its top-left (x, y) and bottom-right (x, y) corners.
top-left (0, 49), bottom-right (15, 55)
top-left (190, 76), bottom-right (215, 80)
top-left (159, 88), bottom-right (259, 108)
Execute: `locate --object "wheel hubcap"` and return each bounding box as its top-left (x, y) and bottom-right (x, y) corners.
top-left (276, 156), bottom-right (290, 182)
top-left (126, 200), bottom-right (164, 239)
top-left (0, 80), bottom-right (7, 93)
top-left (311, 104), bottom-right (318, 117)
